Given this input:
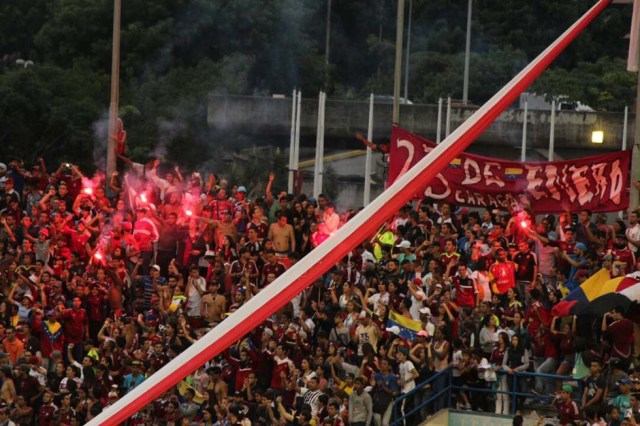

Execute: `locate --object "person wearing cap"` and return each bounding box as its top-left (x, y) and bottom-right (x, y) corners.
top-left (394, 240), bottom-right (415, 264)
top-left (612, 377), bottom-right (634, 417)
top-left (122, 361), bottom-right (146, 395)
top-left (0, 404), bottom-right (16, 426)
top-left (553, 384), bottom-right (579, 425)
top-left (555, 240), bottom-right (588, 281)
top-left (233, 185), bottom-right (249, 214)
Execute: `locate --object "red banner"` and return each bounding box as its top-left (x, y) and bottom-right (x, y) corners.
top-left (388, 127), bottom-right (630, 214)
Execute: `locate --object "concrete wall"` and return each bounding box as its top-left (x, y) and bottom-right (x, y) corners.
top-left (208, 95), bottom-right (633, 152)
top-left (421, 409), bottom-right (554, 426)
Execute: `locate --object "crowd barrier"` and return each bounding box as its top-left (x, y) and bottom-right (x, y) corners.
top-left (391, 368), bottom-right (580, 425)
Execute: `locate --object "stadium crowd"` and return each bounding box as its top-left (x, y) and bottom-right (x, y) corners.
top-left (0, 154), bottom-right (639, 426)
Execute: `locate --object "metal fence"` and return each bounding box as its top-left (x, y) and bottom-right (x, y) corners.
top-left (390, 368), bottom-right (580, 426)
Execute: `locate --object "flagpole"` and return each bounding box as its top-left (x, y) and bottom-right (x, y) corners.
top-left (521, 101), bottom-right (528, 162)
top-left (364, 93), bottom-right (374, 205)
top-left (548, 100), bottom-right (556, 161)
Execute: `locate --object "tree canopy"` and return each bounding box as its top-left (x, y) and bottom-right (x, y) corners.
top-left (0, 0), bottom-right (635, 169)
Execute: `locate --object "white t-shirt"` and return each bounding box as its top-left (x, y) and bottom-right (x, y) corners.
top-left (626, 224), bottom-right (640, 254)
top-left (187, 277), bottom-right (206, 317)
top-left (470, 270), bottom-right (491, 303)
top-left (399, 360), bottom-right (417, 392)
top-left (368, 292), bottom-right (389, 309)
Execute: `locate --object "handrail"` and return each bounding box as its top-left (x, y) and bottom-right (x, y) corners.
top-left (390, 368), bottom-right (580, 425)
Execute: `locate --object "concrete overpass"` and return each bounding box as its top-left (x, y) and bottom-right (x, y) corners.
top-left (208, 95), bottom-right (633, 159)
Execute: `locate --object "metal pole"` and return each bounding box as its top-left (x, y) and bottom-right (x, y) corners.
top-left (392, 0), bottom-right (405, 125)
top-left (445, 96), bottom-right (452, 137)
top-left (314, 92), bottom-right (323, 198)
top-left (619, 106), bottom-right (629, 219)
top-left (319, 92), bottom-right (326, 194)
top-left (548, 100), bottom-right (556, 161)
top-left (630, 28), bottom-right (640, 215)
top-left (623, 105), bottom-right (629, 150)
top-left (288, 89), bottom-right (297, 193)
top-left (293, 91), bottom-right (302, 193)
top-left (437, 98), bottom-right (443, 143)
top-left (463, 0), bottom-right (473, 105)
top-left (404, 0), bottom-right (413, 102)
top-left (521, 101), bottom-right (528, 162)
top-left (106, 0), bottom-right (122, 185)
top-left (325, 0), bottom-right (332, 88)
top-left (364, 93), bottom-right (374, 205)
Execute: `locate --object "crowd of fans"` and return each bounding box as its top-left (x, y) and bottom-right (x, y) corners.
top-left (0, 155), bottom-right (639, 426)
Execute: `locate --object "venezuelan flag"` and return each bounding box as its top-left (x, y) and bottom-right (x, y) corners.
top-left (504, 168), bottom-right (523, 180)
top-left (448, 158), bottom-right (462, 169)
top-left (387, 310), bottom-right (423, 340)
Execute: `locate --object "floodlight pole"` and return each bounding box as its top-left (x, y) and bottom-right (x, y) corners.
top-left (106, 0), bottom-right (121, 184)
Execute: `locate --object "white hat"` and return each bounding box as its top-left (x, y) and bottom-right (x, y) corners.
top-left (150, 264), bottom-right (161, 272)
top-left (396, 240), bottom-right (411, 249)
top-left (419, 307), bottom-right (432, 316)
top-left (385, 326), bottom-right (401, 335)
top-left (0, 163), bottom-right (6, 172)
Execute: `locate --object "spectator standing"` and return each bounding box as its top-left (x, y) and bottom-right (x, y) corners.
top-left (349, 377), bottom-right (373, 426)
top-left (185, 265), bottom-right (207, 329)
top-left (513, 240), bottom-right (537, 304)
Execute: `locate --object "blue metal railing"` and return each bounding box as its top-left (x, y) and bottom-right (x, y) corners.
top-left (390, 368), bottom-right (579, 425)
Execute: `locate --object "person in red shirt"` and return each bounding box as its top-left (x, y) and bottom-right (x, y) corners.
top-left (261, 250), bottom-right (286, 288)
top-left (611, 234), bottom-right (636, 276)
top-left (602, 306), bottom-right (634, 365)
top-left (553, 384), bottom-right (579, 425)
top-left (439, 238), bottom-right (460, 278)
top-left (489, 248), bottom-right (516, 295)
top-left (60, 297), bottom-right (89, 361)
top-left (37, 390), bottom-right (58, 426)
top-left (453, 263), bottom-right (476, 308)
